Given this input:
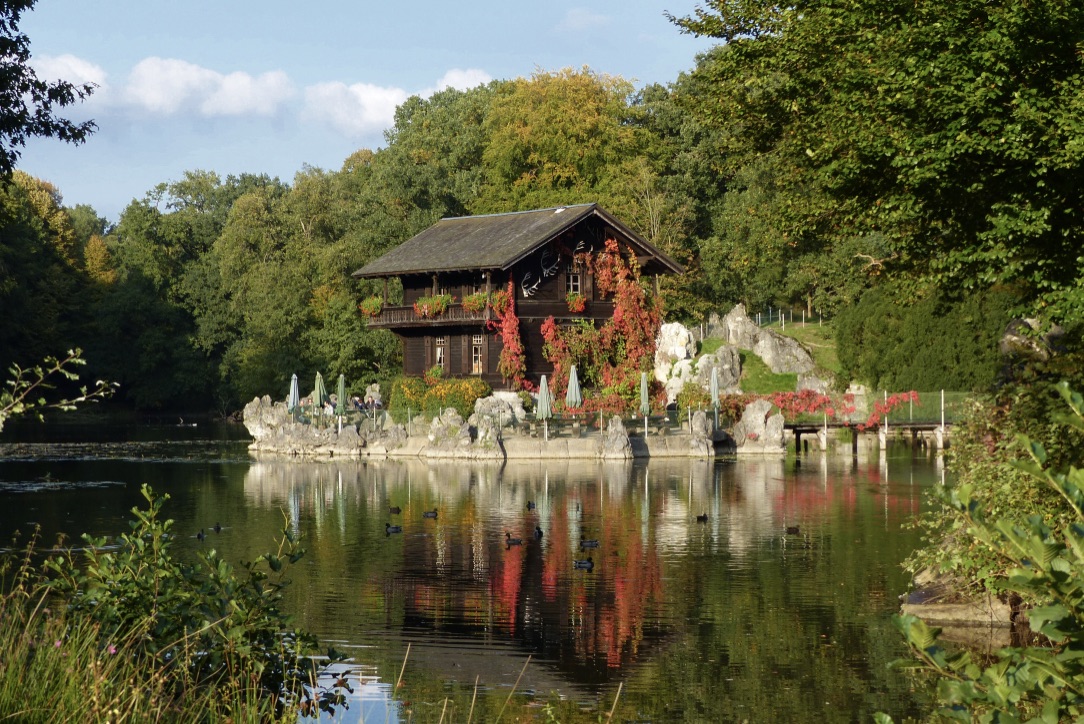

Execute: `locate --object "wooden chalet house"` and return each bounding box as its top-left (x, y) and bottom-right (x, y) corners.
top-left (352, 204), bottom-right (683, 388)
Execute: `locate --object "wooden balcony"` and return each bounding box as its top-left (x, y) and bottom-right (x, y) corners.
top-left (364, 300), bottom-right (616, 329)
top-left (364, 304), bottom-right (492, 329)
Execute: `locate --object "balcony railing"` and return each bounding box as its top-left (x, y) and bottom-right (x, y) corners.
top-left (365, 304), bottom-right (492, 328)
top-left (365, 300), bottom-right (616, 328)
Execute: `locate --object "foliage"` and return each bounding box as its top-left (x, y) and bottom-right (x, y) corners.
top-left (460, 291), bottom-right (489, 313)
top-left (0, 0), bottom-right (96, 175)
top-left (412, 292), bottom-right (453, 318)
top-left (906, 344), bottom-right (1084, 594)
top-left (422, 377), bottom-right (492, 419)
top-left (676, 381), bottom-right (711, 413)
top-left (422, 364), bottom-right (444, 386)
top-left (385, 374), bottom-right (490, 421)
top-left (565, 291), bottom-right (586, 313)
top-left (358, 295), bottom-right (383, 317)
top-left (885, 383), bottom-right (1084, 722)
top-left (0, 556), bottom-right (282, 721)
top-left (669, 0), bottom-right (1084, 325)
top-left (835, 282), bottom-right (1019, 391)
top-left (4, 485), bottom-right (348, 719)
top-left (487, 280), bottom-right (526, 388)
top-left (0, 349), bottom-right (115, 432)
top-left (388, 375), bottom-right (428, 421)
top-left (541, 238), bottom-right (663, 408)
top-left (477, 67), bottom-right (640, 212)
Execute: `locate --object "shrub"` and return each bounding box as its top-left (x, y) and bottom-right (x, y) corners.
top-left (885, 383), bottom-right (1084, 722)
top-left (358, 296), bottom-right (383, 317)
top-left (388, 375), bottom-right (428, 422)
top-left (423, 377), bottom-right (492, 419)
top-left (412, 293), bottom-right (454, 318)
top-left (461, 292), bottom-right (488, 313)
top-left (9, 485), bottom-right (348, 720)
top-left (676, 380), bottom-right (711, 413)
top-left (835, 282), bottom-right (1018, 391)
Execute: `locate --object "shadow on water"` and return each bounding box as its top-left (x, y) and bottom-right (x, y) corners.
top-left (0, 428), bottom-right (939, 722)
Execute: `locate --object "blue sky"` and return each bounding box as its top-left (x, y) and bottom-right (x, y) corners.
top-left (20, 0), bottom-right (716, 222)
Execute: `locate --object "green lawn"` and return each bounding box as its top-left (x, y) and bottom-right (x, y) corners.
top-left (738, 352), bottom-right (798, 393)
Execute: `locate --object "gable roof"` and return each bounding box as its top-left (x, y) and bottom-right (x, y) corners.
top-left (352, 203), bottom-right (683, 278)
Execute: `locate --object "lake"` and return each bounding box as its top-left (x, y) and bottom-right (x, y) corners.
top-left (0, 422), bottom-right (937, 722)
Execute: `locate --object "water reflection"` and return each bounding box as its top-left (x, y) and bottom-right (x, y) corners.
top-left (233, 454), bottom-right (932, 721)
top-left (0, 437), bottom-right (936, 722)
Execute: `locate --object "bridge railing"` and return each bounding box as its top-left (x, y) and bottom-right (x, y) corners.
top-left (785, 390), bottom-right (973, 426)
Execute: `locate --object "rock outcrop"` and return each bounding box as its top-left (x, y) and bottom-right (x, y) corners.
top-left (596, 415), bottom-right (633, 460)
top-left (689, 410), bottom-right (715, 457)
top-left (243, 395), bottom-right (376, 457)
top-left (731, 398), bottom-right (785, 455)
top-left (753, 329), bottom-right (815, 374)
top-left (655, 321), bottom-right (743, 404)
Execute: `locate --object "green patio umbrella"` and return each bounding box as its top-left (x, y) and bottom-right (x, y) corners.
top-left (710, 366), bottom-right (720, 429)
top-left (287, 373), bottom-right (300, 413)
top-left (313, 372), bottom-right (329, 420)
top-left (335, 373), bottom-right (347, 416)
top-left (537, 375), bottom-right (552, 441)
top-left (565, 365), bottom-right (582, 411)
top-left (640, 371), bottom-right (650, 436)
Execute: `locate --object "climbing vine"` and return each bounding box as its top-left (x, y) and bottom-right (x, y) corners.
top-left (542, 238), bottom-right (663, 410)
top-left (487, 279), bottom-right (526, 389)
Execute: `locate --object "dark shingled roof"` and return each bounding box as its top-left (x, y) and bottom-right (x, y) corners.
top-left (352, 203), bottom-right (683, 278)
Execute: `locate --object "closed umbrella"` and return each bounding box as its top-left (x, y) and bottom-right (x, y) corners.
top-left (336, 373), bottom-right (346, 415)
top-left (313, 372), bottom-right (329, 421)
top-left (335, 373), bottom-right (347, 432)
top-left (710, 366), bottom-right (720, 429)
top-left (537, 375), bottom-right (552, 441)
top-left (640, 371), bottom-right (650, 437)
top-left (287, 373), bottom-right (300, 413)
top-left (565, 365), bottom-right (582, 411)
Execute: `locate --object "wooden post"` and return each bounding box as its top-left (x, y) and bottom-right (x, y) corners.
top-left (383, 277), bottom-right (388, 303)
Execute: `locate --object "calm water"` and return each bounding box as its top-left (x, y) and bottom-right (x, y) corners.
top-left (0, 422), bottom-right (938, 722)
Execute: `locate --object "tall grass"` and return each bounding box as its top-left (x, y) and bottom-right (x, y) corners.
top-left (0, 488), bottom-right (348, 723)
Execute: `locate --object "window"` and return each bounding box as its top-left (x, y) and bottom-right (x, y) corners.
top-left (472, 346), bottom-right (483, 374)
top-left (566, 263), bottom-right (581, 295)
top-left (435, 336), bottom-right (446, 369)
top-left (471, 279), bottom-right (483, 295)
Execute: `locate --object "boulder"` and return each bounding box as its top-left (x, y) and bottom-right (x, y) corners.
top-left (426, 408), bottom-right (471, 450)
top-left (721, 304), bottom-right (761, 350)
top-left (662, 357), bottom-right (696, 405)
top-left (752, 328), bottom-right (815, 374)
top-left (689, 410), bottom-right (715, 458)
top-left (596, 415), bottom-right (633, 460)
top-left (999, 318), bottom-right (1066, 362)
top-left (471, 393), bottom-right (524, 430)
top-left (242, 395), bottom-right (369, 457)
top-left (654, 322), bottom-right (697, 377)
top-left (695, 345), bottom-right (742, 392)
top-left (731, 398), bottom-right (785, 455)
top-left (797, 372), bottom-right (833, 394)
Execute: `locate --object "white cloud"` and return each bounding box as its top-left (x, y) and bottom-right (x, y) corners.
top-left (558, 8), bottom-right (609, 32)
top-left (432, 68), bottom-right (492, 92)
top-left (122, 57), bottom-right (294, 117)
top-left (303, 81), bottom-right (409, 137)
top-left (31, 54), bottom-right (109, 93)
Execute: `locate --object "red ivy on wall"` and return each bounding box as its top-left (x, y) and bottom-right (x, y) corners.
top-left (542, 238), bottom-right (662, 412)
top-left (487, 279), bottom-right (526, 389)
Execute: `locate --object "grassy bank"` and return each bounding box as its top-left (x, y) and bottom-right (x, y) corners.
top-left (0, 486), bottom-right (348, 722)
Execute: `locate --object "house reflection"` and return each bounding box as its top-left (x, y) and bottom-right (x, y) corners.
top-left (239, 454), bottom-right (924, 685)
